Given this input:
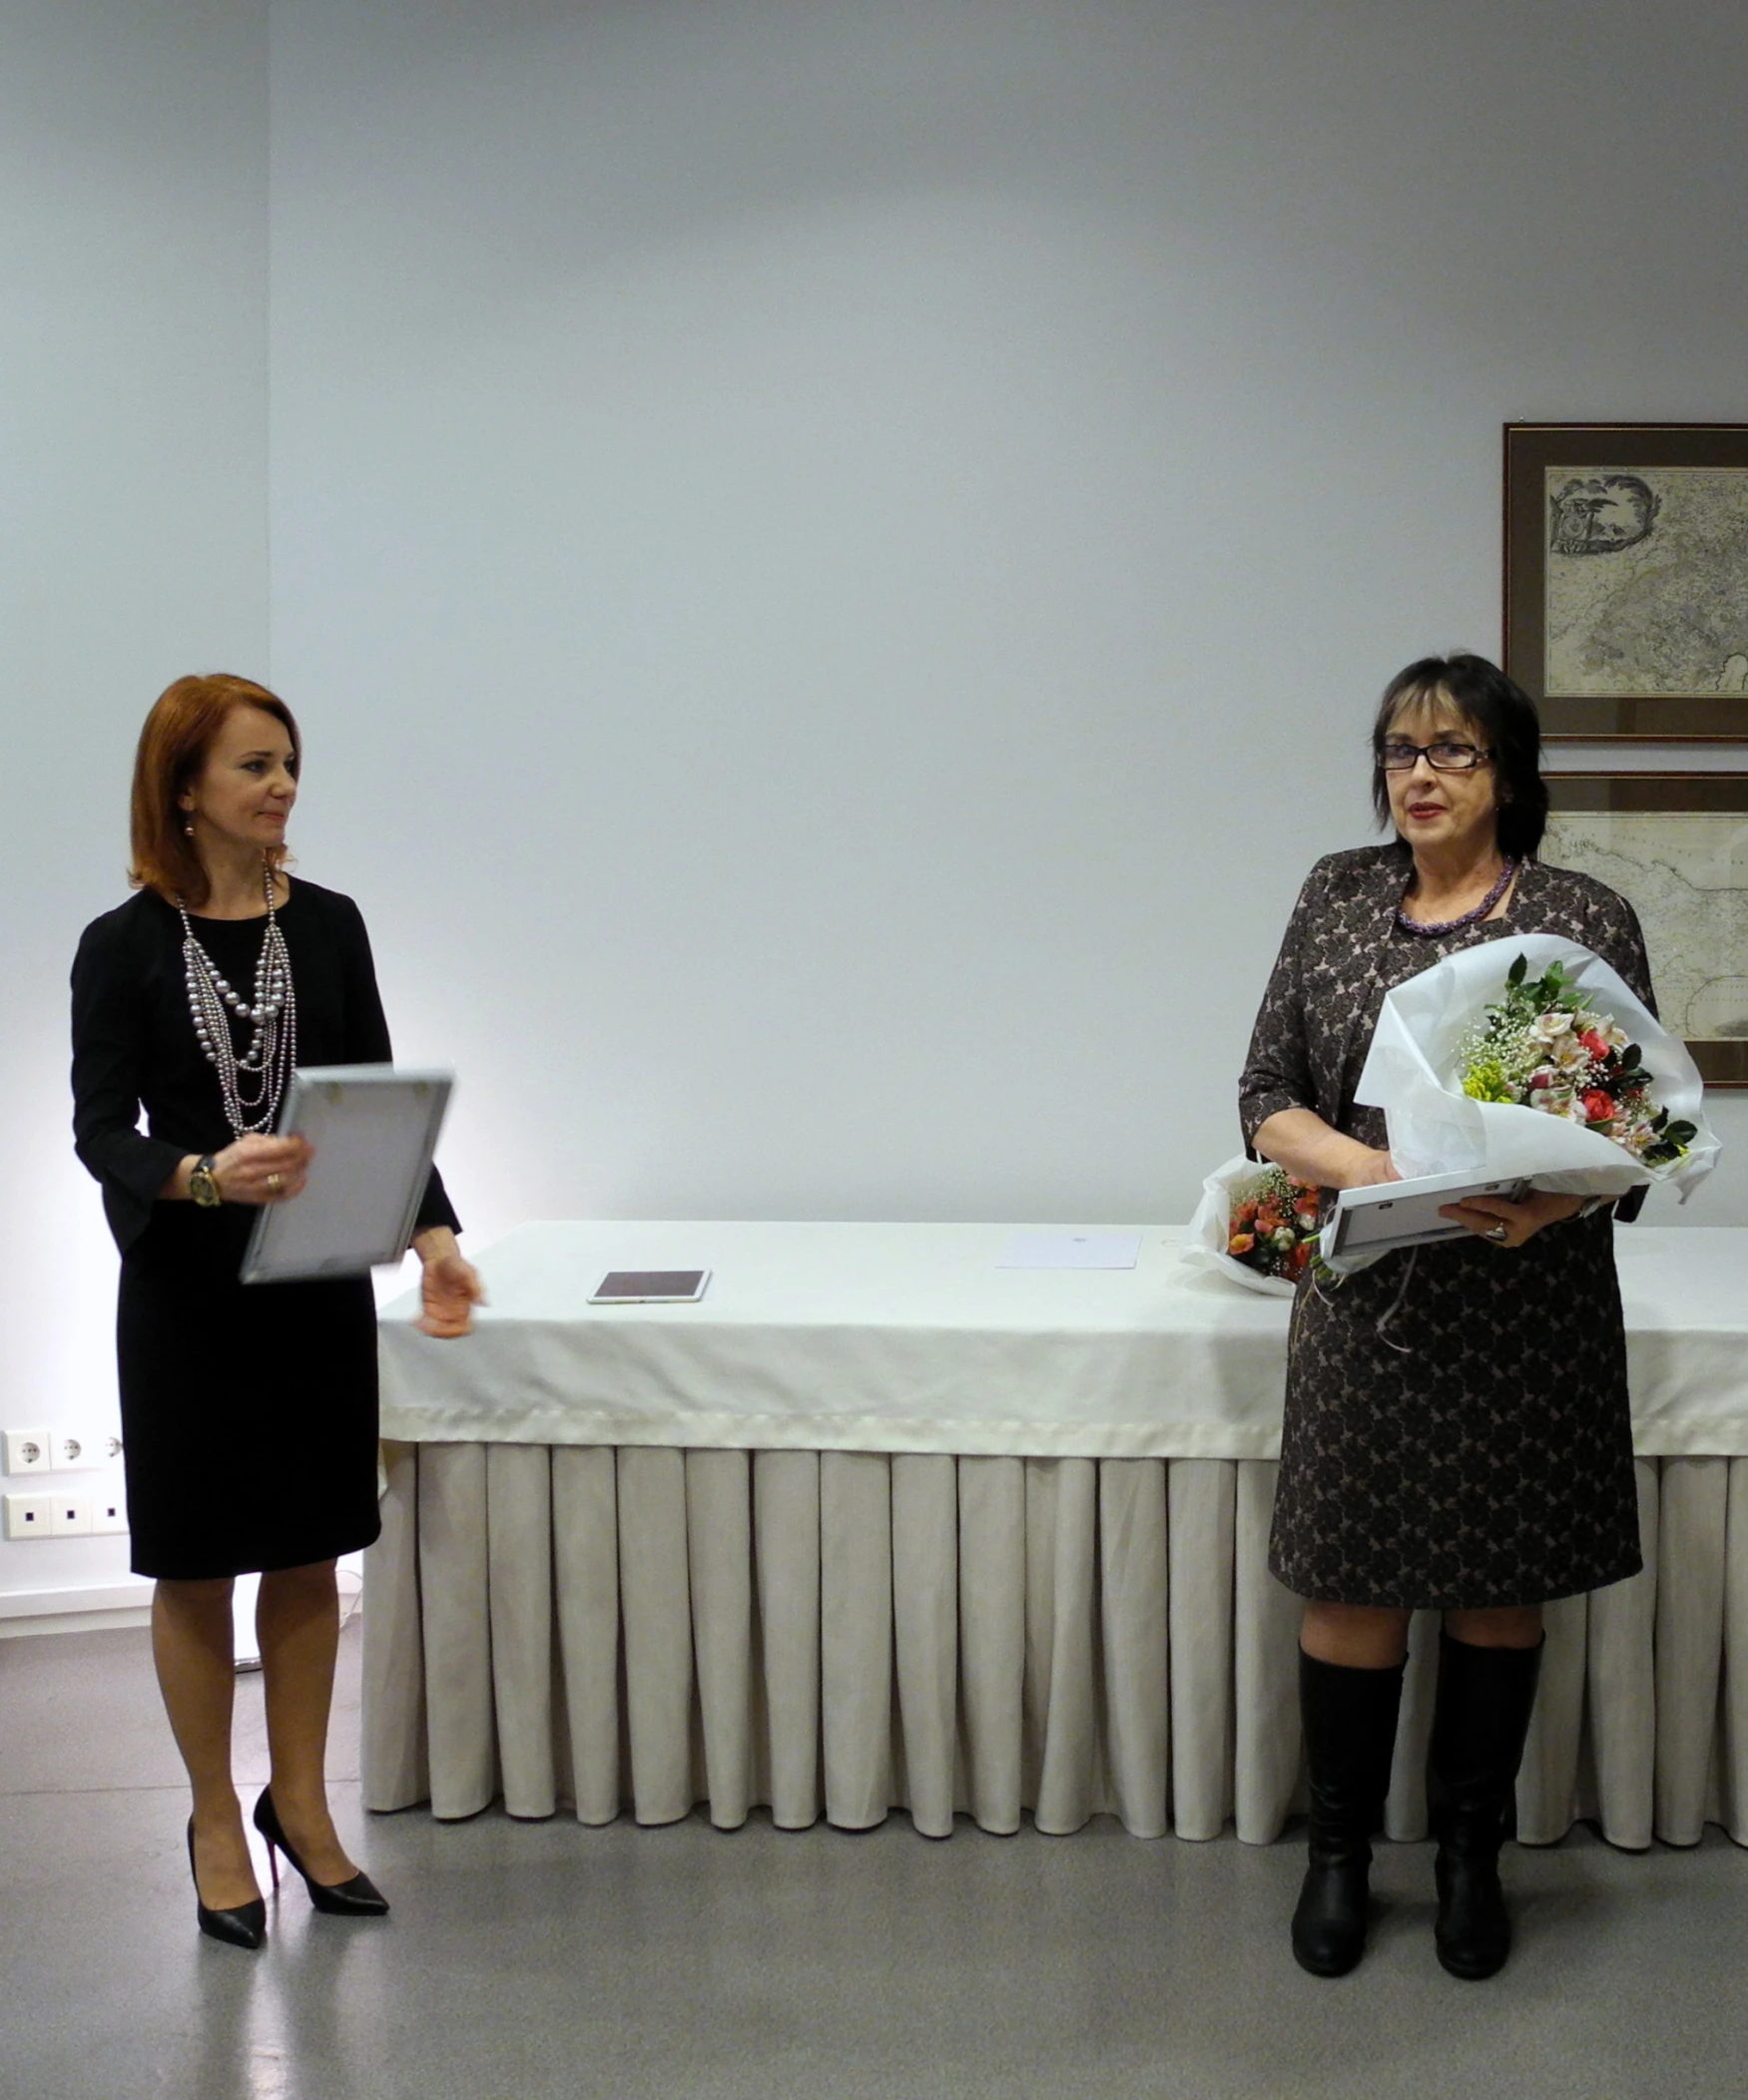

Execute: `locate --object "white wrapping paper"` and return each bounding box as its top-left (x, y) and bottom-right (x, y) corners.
top-left (1355, 935), bottom-right (1719, 1202)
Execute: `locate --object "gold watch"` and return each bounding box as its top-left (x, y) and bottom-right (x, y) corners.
top-left (189, 1156), bottom-right (222, 1209)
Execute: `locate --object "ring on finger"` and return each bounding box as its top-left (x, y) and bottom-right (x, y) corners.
top-left (266, 1172), bottom-right (283, 1195)
top-left (1484, 1220), bottom-right (1508, 1244)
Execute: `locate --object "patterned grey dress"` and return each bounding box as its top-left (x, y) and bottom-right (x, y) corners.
top-left (1239, 843), bottom-right (1651, 1610)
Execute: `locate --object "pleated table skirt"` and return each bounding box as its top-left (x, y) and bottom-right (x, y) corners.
top-left (361, 1445), bottom-right (1748, 1849)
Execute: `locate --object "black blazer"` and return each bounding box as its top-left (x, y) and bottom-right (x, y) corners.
top-left (72, 877), bottom-right (459, 1258)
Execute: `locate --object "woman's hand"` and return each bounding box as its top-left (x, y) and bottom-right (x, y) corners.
top-left (411, 1227), bottom-right (485, 1338)
top-left (211, 1133), bottom-right (313, 1204)
top-left (1439, 1190), bottom-right (1583, 1250)
top-left (1342, 1146), bottom-right (1402, 1192)
top-left (1252, 1111), bottom-right (1401, 1193)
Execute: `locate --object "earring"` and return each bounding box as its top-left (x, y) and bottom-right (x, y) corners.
top-left (184, 821), bottom-right (195, 836)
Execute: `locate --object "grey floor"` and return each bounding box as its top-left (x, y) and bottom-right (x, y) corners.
top-left (2, 1628), bottom-right (1745, 2100)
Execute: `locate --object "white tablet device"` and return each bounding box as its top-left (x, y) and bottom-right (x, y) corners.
top-left (241, 1066), bottom-right (453, 1285)
top-left (589, 1270), bottom-right (712, 1305)
top-left (1322, 1170), bottom-right (1530, 1264)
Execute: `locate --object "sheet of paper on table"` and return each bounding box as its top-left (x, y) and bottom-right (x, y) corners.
top-left (996, 1232), bottom-right (1142, 1271)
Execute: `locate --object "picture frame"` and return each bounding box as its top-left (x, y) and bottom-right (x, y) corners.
top-left (1543, 773), bottom-right (1748, 1087)
top-left (1503, 423), bottom-right (1748, 742)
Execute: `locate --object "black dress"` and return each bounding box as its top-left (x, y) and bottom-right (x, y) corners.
top-left (1238, 846), bottom-right (1649, 1611)
top-left (71, 878), bottom-right (459, 1581)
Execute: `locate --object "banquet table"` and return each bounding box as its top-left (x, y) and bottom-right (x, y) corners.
top-left (362, 1222), bottom-right (1748, 1849)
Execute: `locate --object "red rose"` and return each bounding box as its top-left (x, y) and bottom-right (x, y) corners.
top-left (1581, 1089), bottom-right (1615, 1124)
top-left (1579, 1029), bottom-right (1610, 1062)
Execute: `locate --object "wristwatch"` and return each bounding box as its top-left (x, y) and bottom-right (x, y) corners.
top-left (189, 1156), bottom-right (222, 1209)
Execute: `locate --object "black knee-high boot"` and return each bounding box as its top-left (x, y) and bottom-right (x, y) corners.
top-left (1430, 1633), bottom-right (1543, 1981)
top-left (1291, 1649), bottom-right (1407, 1977)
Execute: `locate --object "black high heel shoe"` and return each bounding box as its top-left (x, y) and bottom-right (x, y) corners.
top-left (187, 1821), bottom-right (267, 1949)
top-left (253, 1790), bottom-right (390, 1916)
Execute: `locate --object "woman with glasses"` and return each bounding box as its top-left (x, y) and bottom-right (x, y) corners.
top-left (1239, 654), bottom-right (1652, 1981)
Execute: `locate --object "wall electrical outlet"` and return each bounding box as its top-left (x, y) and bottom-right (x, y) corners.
top-left (3, 1493), bottom-right (56, 1540)
top-left (91, 1490), bottom-right (128, 1535)
top-left (50, 1428), bottom-right (110, 1471)
top-left (48, 1495), bottom-right (93, 1537)
top-left (3, 1428), bottom-right (53, 1477)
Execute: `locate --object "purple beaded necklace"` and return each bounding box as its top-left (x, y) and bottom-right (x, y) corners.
top-left (1396, 856), bottom-right (1518, 937)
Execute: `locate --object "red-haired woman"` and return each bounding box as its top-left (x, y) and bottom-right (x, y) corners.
top-left (71, 674), bottom-right (483, 1949)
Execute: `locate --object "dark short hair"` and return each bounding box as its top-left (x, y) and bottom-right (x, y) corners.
top-left (1370, 654), bottom-right (1547, 860)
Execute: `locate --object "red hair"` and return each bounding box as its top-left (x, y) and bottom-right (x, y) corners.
top-left (130, 674), bottom-right (301, 907)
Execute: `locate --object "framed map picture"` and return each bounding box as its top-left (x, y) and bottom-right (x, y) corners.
top-left (1504, 424), bottom-right (1748, 742)
top-left (1543, 774), bottom-right (1748, 1086)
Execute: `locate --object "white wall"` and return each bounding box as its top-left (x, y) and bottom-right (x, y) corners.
top-left (0, 0), bottom-right (268, 1600)
top-left (268, 0), bottom-right (1748, 1256)
top-left (5, 0), bottom-right (1745, 1601)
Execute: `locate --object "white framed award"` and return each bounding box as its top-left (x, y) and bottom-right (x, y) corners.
top-left (241, 1066), bottom-right (453, 1285)
top-left (1322, 1170), bottom-right (1529, 1266)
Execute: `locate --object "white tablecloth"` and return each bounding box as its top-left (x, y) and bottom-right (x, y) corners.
top-left (363, 1223), bottom-right (1748, 1847)
top-left (378, 1222), bottom-right (1748, 1458)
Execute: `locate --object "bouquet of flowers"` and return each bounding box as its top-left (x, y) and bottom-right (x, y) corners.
top-left (1457, 952), bottom-right (1696, 1169)
top-left (1186, 1155), bottom-right (1321, 1297)
top-left (1228, 1165), bottom-right (1321, 1281)
top-left (1354, 934), bottom-right (1718, 1204)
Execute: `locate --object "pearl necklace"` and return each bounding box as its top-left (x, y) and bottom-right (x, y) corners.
top-left (179, 864), bottom-right (298, 1137)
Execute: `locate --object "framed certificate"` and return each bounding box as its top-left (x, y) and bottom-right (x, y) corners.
top-left (1323, 1172), bottom-right (1529, 1266)
top-left (241, 1066), bottom-right (453, 1285)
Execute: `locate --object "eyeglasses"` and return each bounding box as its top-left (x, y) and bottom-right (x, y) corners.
top-left (1378, 739), bottom-right (1491, 773)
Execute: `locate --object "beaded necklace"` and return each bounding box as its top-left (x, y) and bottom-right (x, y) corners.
top-left (179, 862), bottom-right (298, 1137)
top-left (1395, 856), bottom-right (1517, 938)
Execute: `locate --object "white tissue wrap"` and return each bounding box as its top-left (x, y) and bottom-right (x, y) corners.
top-left (1354, 934), bottom-right (1719, 1203)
